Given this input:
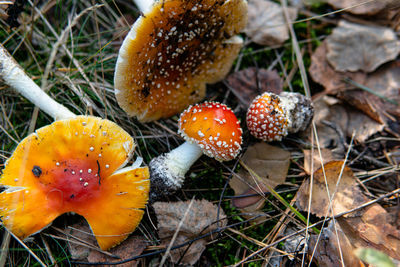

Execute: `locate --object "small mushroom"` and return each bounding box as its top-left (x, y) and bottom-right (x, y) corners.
top-left (114, 0), bottom-right (248, 121)
top-left (0, 116), bottom-right (150, 250)
top-left (149, 102), bottom-right (242, 200)
top-left (246, 92), bottom-right (314, 141)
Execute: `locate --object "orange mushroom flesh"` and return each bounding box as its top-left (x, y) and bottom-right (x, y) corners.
top-left (0, 116), bottom-right (150, 250)
top-left (114, 0), bottom-right (247, 121)
top-left (179, 102), bottom-right (243, 161)
top-left (149, 102), bottom-right (243, 200)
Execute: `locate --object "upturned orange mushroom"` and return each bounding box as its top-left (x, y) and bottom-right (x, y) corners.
top-left (0, 116), bottom-right (150, 250)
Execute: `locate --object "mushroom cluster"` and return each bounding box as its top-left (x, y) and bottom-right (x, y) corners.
top-left (114, 0), bottom-right (247, 121)
top-left (0, 116), bottom-right (150, 250)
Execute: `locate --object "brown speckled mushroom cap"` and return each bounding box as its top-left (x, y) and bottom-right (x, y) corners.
top-left (114, 0), bottom-right (247, 122)
top-left (0, 116), bottom-right (150, 250)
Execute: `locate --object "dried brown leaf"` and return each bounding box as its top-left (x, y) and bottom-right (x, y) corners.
top-left (326, 21), bottom-right (400, 72)
top-left (309, 221), bottom-right (364, 267)
top-left (229, 142), bottom-right (290, 209)
top-left (309, 40), bottom-right (366, 94)
top-left (337, 60), bottom-right (400, 124)
top-left (244, 0), bottom-right (297, 46)
top-left (313, 95), bottom-right (384, 147)
top-left (153, 199), bottom-right (227, 266)
top-left (303, 148), bottom-right (335, 175)
top-left (296, 161), bottom-right (368, 217)
top-left (226, 67), bottom-right (282, 107)
top-left (67, 220), bottom-right (146, 266)
top-left (338, 204), bottom-right (400, 260)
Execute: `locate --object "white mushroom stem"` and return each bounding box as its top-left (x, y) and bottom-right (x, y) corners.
top-left (133, 0), bottom-right (153, 13)
top-left (149, 141), bottom-right (203, 201)
top-left (0, 44), bottom-right (76, 120)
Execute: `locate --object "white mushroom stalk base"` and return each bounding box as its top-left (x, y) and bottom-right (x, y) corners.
top-left (0, 44), bottom-right (75, 120)
top-left (149, 141), bottom-right (202, 201)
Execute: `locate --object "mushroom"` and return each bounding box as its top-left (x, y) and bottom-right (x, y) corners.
top-left (149, 101), bottom-right (242, 200)
top-left (246, 92), bottom-right (314, 141)
top-left (0, 116), bottom-right (150, 250)
top-left (114, 0), bottom-right (248, 121)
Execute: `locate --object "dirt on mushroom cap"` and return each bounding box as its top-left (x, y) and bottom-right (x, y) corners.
top-left (0, 116), bottom-right (150, 250)
top-left (114, 0), bottom-right (247, 122)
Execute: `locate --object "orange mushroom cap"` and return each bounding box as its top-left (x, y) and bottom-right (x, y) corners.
top-left (178, 102), bottom-right (242, 161)
top-left (0, 116), bottom-right (150, 250)
top-left (114, 0), bottom-right (247, 122)
top-left (246, 92), bottom-right (289, 141)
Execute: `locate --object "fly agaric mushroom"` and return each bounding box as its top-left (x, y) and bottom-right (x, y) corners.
top-left (114, 0), bottom-right (248, 121)
top-left (0, 116), bottom-right (150, 251)
top-left (247, 92), bottom-right (314, 141)
top-left (149, 102), bottom-right (242, 200)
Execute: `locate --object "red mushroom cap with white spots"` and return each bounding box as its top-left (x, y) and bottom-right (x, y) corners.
top-left (178, 102), bottom-right (242, 161)
top-left (246, 92), bottom-right (289, 141)
top-left (114, 0), bottom-right (247, 122)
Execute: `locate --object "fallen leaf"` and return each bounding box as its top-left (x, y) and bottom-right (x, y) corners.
top-left (313, 95), bottom-right (384, 146)
top-left (324, 0), bottom-right (396, 15)
top-left (303, 148), bottom-right (335, 175)
top-left (309, 40), bottom-right (366, 94)
top-left (337, 60), bottom-right (400, 124)
top-left (67, 220), bottom-right (147, 266)
top-left (296, 161), bottom-right (368, 217)
top-left (244, 0), bottom-right (297, 46)
top-left (309, 220), bottom-right (364, 267)
top-left (153, 199), bottom-right (227, 266)
top-left (226, 67), bottom-right (282, 107)
top-left (326, 20), bottom-right (400, 72)
top-left (229, 143), bottom-right (290, 210)
top-left (338, 203), bottom-right (400, 260)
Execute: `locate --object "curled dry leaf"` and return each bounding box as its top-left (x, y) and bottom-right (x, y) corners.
top-left (153, 199), bottom-right (227, 266)
top-left (67, 220), bottom-right (147, 266)
top-left (296, 161), bottom-right (368, 217)
top-left (244, 0), bottom-right (297, 46)
top-left (309, 220), bottom-right (364, 267)
top-left (326, 21), bottom-right (400, 73)
top-left (324, 0), bottom-right (397, 15)
top-left (226, 67), bottom-right (282, 107)
top-left (309, 40), bottom-right (366, 94)
top-left (229, 142), bottom-right (290, 211)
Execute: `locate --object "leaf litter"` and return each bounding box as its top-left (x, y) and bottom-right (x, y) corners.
top-left (2, 0), bottom-right (400, 265)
